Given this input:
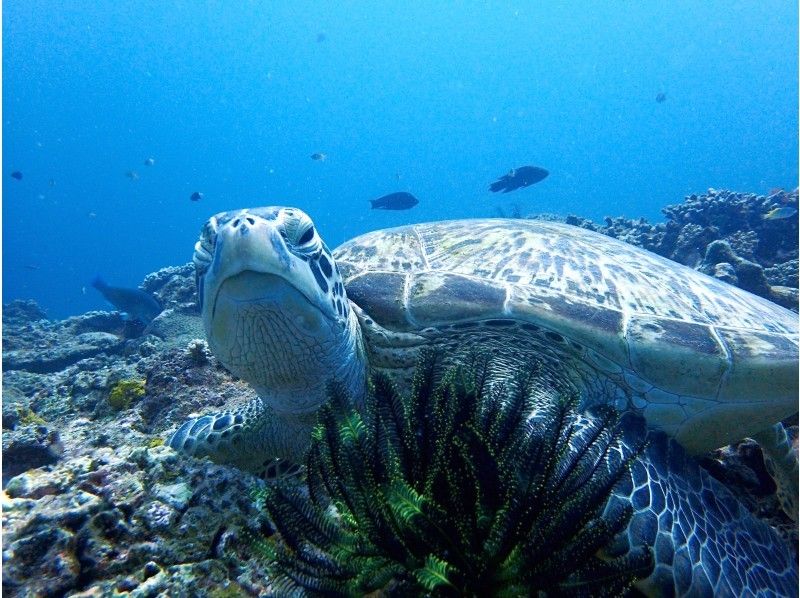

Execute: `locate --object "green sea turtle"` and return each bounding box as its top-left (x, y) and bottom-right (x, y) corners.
top-left (168, 206), bottom-right (798, 594)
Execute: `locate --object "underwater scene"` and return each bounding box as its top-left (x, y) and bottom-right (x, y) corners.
top-left (2, 2), bottom-right (798, 597)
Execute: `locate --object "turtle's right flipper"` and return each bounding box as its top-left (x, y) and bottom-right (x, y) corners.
top-left (167, 397), bottom-right (310, 479)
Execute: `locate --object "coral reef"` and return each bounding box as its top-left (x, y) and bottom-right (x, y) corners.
top-left (107, 379), bottom-right (147, 411)
top-left (187, 339), bottom-right (212, 366)
top-left (2, 299), bottom-right (48, 327)
top-left (141, 263), bottom-right (198, 312)
top-left (2, 445), bottom-right (272, 597)
top-left (2, 267), bottom-right (267, 596)
top-left (2, 423), bottom-right (63, 485)
top-left (147, 304), bottom-right (207, 349)
top-left (258, 351), bottom-right (651, 596)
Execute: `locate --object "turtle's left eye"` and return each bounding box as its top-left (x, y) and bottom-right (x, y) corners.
top-left (297, 226), bottom-right (315, 246)
top-left (279, 208), bottom-right (318, 252)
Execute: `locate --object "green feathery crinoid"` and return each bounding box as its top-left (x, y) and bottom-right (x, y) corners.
top-left (256, 350), bottom-right (653, 596)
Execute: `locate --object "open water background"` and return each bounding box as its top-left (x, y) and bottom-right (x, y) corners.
top-left (3, 1), bottom-right (798, 318)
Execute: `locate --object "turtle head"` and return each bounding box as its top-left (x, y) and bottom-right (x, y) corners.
top-left (194, 206), bottom-right (366, 414)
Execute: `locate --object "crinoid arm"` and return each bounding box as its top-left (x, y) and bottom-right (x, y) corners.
top-left (255, 350), bottom-right (655, 596)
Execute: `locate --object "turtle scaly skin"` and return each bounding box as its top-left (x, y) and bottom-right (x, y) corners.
top-left (611, 415), bottom-right (797, 595)
top-left (169, 207), bottom-right (367, 476)
top-left (168, 207), bottom-right (798, 595)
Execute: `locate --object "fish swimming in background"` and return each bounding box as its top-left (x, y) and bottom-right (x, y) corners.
top-left (369, 191), bottom-right (419, 210)
top-left (11, 171), bottom-right (23, 180)
top-left (310, 152), bottom-right (327, 161)
top-left (190, 192), bottom-right (204, 202)
top-left (144, 157), bottom-right (156, 166)
top-left (489, 166), bottom-right (549, 193)
top-left (656, 92), bottom-right (667, 103)
top-left (91, 277), bottom-right (162, 324)
top-left (316, 32), bottom-right (326, 43)
top-left (763, 207), bottom-right (798, 220)
top-left (125, 170), bottom-right (140, 181)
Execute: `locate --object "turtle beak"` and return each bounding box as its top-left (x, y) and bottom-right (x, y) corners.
top-left (205, 210), bottom-right (338, 323)
top-left (212, 213), bottom-right (293, 280)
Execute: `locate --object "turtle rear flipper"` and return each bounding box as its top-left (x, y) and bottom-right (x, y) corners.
top-left (167, 398), bottom-right (312, 477)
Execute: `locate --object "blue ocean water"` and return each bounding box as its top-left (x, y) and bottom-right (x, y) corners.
top-left (3, 1), bottom-right (797, 319)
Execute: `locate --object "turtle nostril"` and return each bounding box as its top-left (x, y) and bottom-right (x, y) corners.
top-left (232, 217), bottom-right (255, 229)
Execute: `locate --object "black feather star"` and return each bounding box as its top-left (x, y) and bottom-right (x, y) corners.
top-left (252, 350), bottom-right (653, 596)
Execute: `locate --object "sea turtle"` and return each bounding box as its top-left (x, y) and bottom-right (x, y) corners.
top-left (168, 206), bottom-right (798, 594)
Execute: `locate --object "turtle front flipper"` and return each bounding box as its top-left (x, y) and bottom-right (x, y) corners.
top-left (751, 423), bottom-right (799, 521)
top-left (167, 397), bottom-right (313, 479)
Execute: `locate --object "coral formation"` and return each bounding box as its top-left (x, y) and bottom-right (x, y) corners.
top-left (141, 263), bottom-right (198, 311)
top-left (2, 299), bottom-right (48, 327)
top-left (1, 266), bottom-right (268, 596)
top-left (107, 379), bottom-right (147, 411)
top-left (2, 445), bottom-right (272, 596)
top-left (2, 424), bottom-right (63, 485)
top-left (187, 338), bottom-right (211, 366)
top-left (257, 351), bottom-right (651, 596)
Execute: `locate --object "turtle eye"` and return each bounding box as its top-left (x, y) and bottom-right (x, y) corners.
top-left (199, 216), bottom-right (218, 254)
top-left (280, 209), bottom-right (317, 250)
top-left (297, 226), bottom-right (315, 246)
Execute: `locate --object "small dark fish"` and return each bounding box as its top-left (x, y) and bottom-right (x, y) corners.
top-left (656, 92), bottom-right (667, 103)
top-left (316, 32), bottom-right (326, 43)
top-left (489, 166), bottom-right (549, 193)
top-left (11, 171), bottom-right (23, 180)
top-left (24, 264), bottom-right (41, 270)
top-left (144, 157), bottom-right (156, 166)
top-left (310, 152), bottom-right (327, 161)
top-left (48, 178), bottom-right (56, 187)
top-left (125, 170), bottom-right (140, 180)
top-left (370, 191), bottom-right (419, 210)
top-left (763, 207), bottom-right (797, 220)
top-left (190, 192), bottom-right (204, 202)
top-left (92, 277), bottom-right (162, 324)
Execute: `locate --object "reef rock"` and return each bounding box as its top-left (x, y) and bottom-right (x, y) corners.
top-left (2, 286), bottom-right (270, 595)
top-left (2, 424), bottom-right (64, 485)
top-left (2, 445), bottom-right (272, 597)
top-left (2, 299), bottom-right (48, 328)
top-left (141, 263), bottom-right (197, 312)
